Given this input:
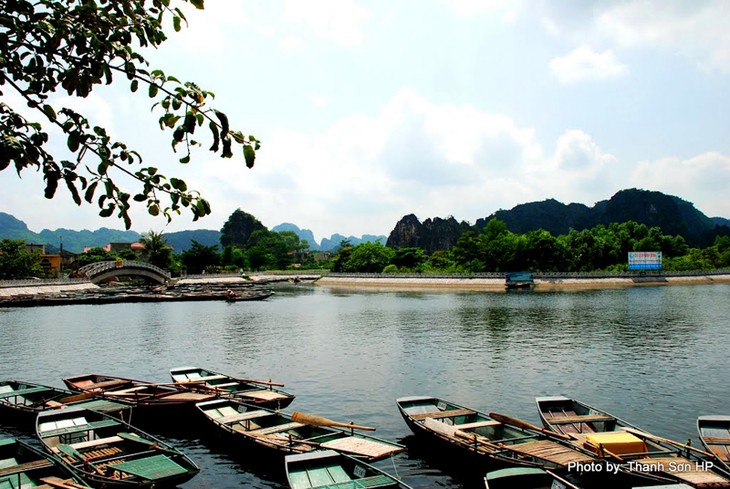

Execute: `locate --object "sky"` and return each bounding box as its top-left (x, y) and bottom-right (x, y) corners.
top-left (2, 0), bottom-right (730, 245)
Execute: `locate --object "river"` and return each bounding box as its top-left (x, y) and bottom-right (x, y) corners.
top-left (1, 283), bottom-right (728, 488)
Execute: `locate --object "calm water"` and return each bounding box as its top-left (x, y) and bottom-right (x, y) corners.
top-left (1, 283), bottom-right (729, 488)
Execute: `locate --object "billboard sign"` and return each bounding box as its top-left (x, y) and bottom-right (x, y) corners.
top-left (628, 251), bottom-right (662, 270)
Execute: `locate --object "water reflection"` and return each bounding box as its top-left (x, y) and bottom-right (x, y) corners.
top-left (0, 284), bottom-right (728, 488)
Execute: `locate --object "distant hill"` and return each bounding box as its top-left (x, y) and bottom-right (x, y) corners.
top-left (272, 223), bottom-right (386, 251)
top-left (164, 230), bottom-right (221, 252)
top-left (272, 223), bottom-right (319, 250)
top-left (475, 189), bottom-right (720, 247)
top-left (0, 213), bottom-right (219, 253)
top-left (388, 189), bottom-right (730, 250)
top-left (0, 212), bottom-right (386, 253)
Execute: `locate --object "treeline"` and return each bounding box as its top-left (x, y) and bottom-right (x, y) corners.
top-left (331, 219), bottom-right (730, 274)
top-left (3, 216), bottom-right (730, 279)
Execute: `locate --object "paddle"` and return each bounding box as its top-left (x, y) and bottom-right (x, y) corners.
top-left (40, 477), bottom-right (90, 489)
top-left (623, 427), bottom-right (715, 458)
top-left (290, 412), bottom-right (376, 431)
top-left (175, 377), bottom-right (286, 388)
top-left (59, 391), bottom-right (100, 404)
top-left (488, 412), bottom-right (573, 441)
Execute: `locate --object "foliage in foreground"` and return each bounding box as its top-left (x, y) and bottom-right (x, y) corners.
top-left (1, 0), bottom-right (259, 229)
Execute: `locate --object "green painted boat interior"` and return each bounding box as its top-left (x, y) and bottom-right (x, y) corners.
top-left (113, 454), bottom-right (188, 480)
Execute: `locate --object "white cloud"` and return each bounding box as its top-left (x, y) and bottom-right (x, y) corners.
top-left (282, 0), bottom-right (371, 47)
top-left (631, 152), bottom-right (730, 216)
top-left (549, 46), bottom-right (628, 83)
top-left (445, 0), bottom-right (520, 19)
top-left (541, 1), bottom-right (730, 74)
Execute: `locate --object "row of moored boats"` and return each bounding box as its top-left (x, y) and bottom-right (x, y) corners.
top-left (2, 370), bottom-right (729, 489)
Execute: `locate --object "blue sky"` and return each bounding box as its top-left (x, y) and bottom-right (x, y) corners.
top-left (2, 1), bottom-right (730, 244)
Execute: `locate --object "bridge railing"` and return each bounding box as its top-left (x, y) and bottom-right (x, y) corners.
top-left (77, 260), bottom-right (171, 279)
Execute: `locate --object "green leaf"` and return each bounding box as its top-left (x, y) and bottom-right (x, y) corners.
top-left (214, 110), bottom-right (229, 139)
top-left (67, 132), bottom-right (80, 152)
top-left (42, 104), bottom-right (57, 121)
top-left (148, 204), bottom-right (160, 216)
top-left (131, 79), bottom-right (139, 92)
top-left (179, 155), bottom-right (190, 163)
top-left (170, 178), bottom-right (188, 191)
top-left (208, 121), bottom-right (220, 152)
top-left (99, 205), bottom-right (115, 218)
top-left (190, 0), bottom-right (205, 9)
top-left (244, 144), bottom-right (256, 169)
top-left (173, 16), bottom-right (182, 32)
top-left (149, 83), bottom-right (158, 97)
top-left (221, 136), bottom-right (232, 158)
top-left (84, 181), bottom-right (99, 203)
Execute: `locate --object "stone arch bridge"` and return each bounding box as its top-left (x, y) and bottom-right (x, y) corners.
top-left (77, 260), bottom-right (171, 284)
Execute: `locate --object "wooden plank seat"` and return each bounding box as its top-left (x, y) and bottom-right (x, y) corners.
top-left (238, 390), bottom-right (287, 401)
top-left (41, 418), bottom-right (121, 437)
top-left (320, 437), bottom-right (403, 459)
top-left (195, 375), bottom-right (227, 382)
top-left (79, 379), bottom-right (130, 390)
top-left (0, 386), bottom-right (49, 399)
top-left (69, 436), bottom-right (123, 450)
top-left (456, 420), bottom-right (502, 430)
top-left (547, 414), bottom-right (615, 425)
top-left (503, 440), bottom-right (595, 466)
top-left (250, 422), bottom-right (304, 436)
top-left (703, 437), bottom-right (730, 444)
top-left (0, 459), bottom-right (53, 476)
top-left (217, 410), bottom-right (270, 424)
top-left (411, 408), bottom-right (475, 420)
top-left (107, 386), bottom-right (149, 395)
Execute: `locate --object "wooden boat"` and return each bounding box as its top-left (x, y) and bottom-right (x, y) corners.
top-left (0, 437), bottom-right (92, 489)
top-left (197, 398), bottom-right (405, 461)
top-left (225, 289), bottom-right (274, 302)
top-left (0, 379), bottom-right (132, 426)
top-left (62, 373), bottom-right (216, 416)
top-left (170, 366), bottom-right (295, 410)
top-left (396, 396), bottom-right (600, 473)
top-left (36, 406), bottom-right (199, 487)
top-left (285, 450), bottom-right (412, 489)
top-left (537, 396), bottom-right (730, 488)
top-left (698, 415), bottom-right (730, 471)
top-left (505, 272), bottom-right (535, 289)
top-left (484, 467), bottom-right (582, 489)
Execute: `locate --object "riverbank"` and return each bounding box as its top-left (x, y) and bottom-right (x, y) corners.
top-left (314, 273), bottom-right (730, 291)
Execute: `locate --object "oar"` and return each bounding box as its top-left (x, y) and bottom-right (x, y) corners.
top-left (59, 391), bottom-right (100, 404)
top-left (233, 377), bottom-right (285, 387)
top-left (488, 412), bottom-right (573, 441)
top-left (291, 412), bottom-right (376, 431)
top-left (623, 427), bottom-right (715, 458)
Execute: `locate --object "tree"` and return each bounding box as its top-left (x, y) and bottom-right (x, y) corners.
top-left (340, 242), bottom-right (394, 273)
top-left (139, 230), bottom-right (173, 269)
top-left (180, 240), bottom-right (219, 274)
top-left (0, 239), bottom-right (42, 278)
top-left (220, 209), bottom-right (266, 247)
top-left (1, 1), bottom-right (260, 229)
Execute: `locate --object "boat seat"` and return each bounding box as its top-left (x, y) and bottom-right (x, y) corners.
top-left (548, 414), bottom-right (614, 424)
top-left (250, 422), bottom-right (304, 436)
top-left (0, 459), bottom-right (53, 476)
top-left (411, 408), bottom-right (475, 420)
top-left (703, 437), bottom-right (730, 444)
top-left (0, 386), bottom-right (49, 399)
top-left (69, 435), bottom-right (123, 450)
top-left (212, 382), bottom-right (239, 388)
top-left (197, 375), bottom-right (227, 382)
top-left (109, 386), bottom-right (149, 395)
top-left (80, 379), bottom-right (130, 390)
top-left (217, 410), bottom-right (270, 424)
top-left (456, 420), bottom-right (501, 430)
